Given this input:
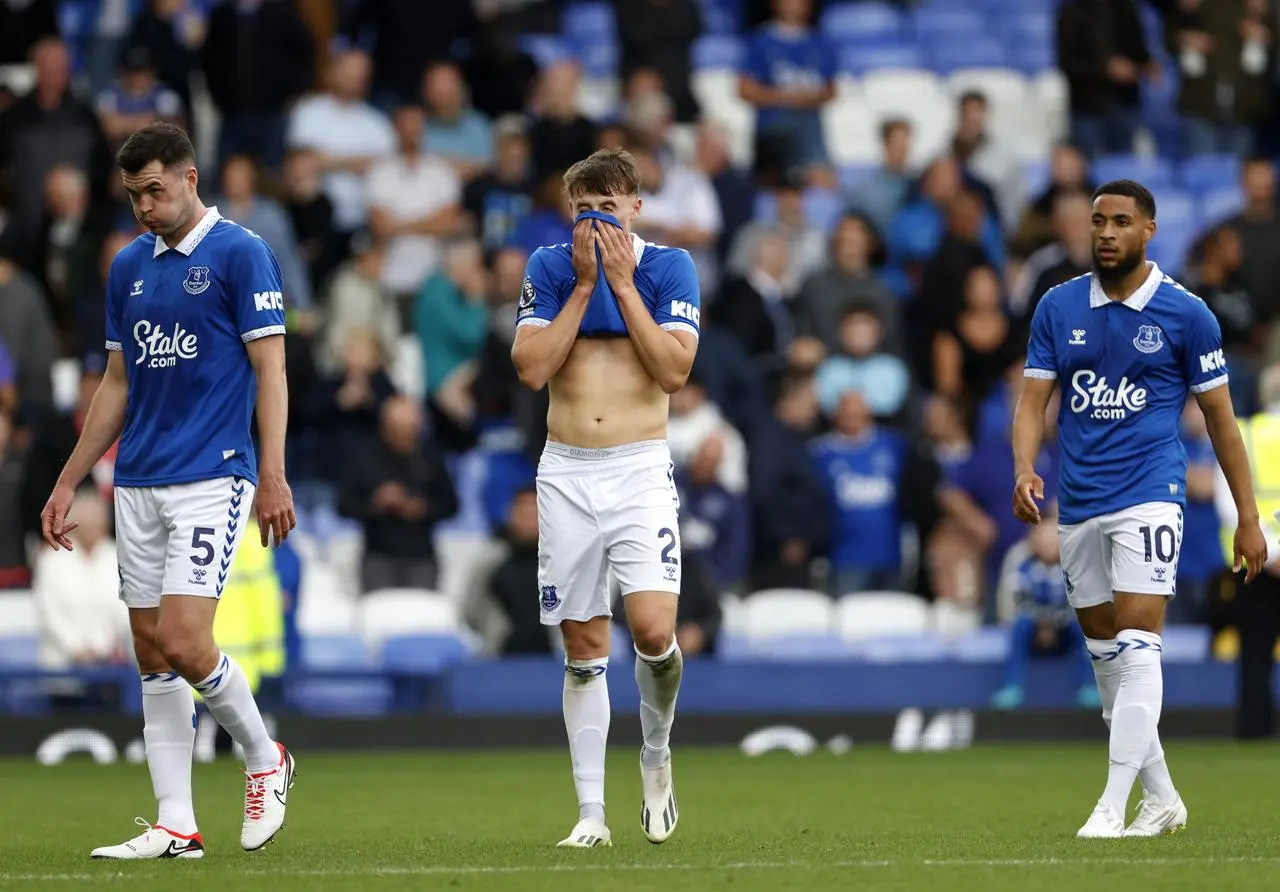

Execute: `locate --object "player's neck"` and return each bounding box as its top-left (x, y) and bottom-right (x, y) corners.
top-left (162, 202), bottom-right (210, 248)
top-left (1097, 260), bottom-right (1151, 303)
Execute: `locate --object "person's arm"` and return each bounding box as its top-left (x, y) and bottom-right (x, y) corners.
top-left (597, 225), bottom-right (699, 393)
top-left (231, 234), bottom-right (295, 546)
top-left (1012, 296), bottom-right (1059, 525)
top-left (511, 231), bottom-right (591, 390)
top-left (932, 331), bottom-right (963, 398)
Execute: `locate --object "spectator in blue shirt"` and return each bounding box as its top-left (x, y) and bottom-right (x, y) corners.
top-left (991, 511), bottom-right (1098, 710)
top-left (738, 0), bottom-right (836, 188)
top-left (848, 119), bottom-right (914, 234)
top-left (676, 435), bottom-right (751, 591)
top-left (813, 300), bottom-right (911, 421)
top-left (1172, 397), bottom-right (1225, 624)
top-left (462, 115), bottom-right (533, 251)
top-left (421, 60), bottom-right (493, 184)
top-left (811, 390), bottom-right (909, 596)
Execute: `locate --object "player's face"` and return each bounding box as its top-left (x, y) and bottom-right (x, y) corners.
top-left (1090, 194), bottom-right (1154, 278)
top-left (568, 191), bottom-right (641, 233)
top-left (122, 160), bottom-right (197, 240)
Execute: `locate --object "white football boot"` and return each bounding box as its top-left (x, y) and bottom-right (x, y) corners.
top-left (1124, 795), bottom-right (1188, 837)
top-left (556, 817), bottom-right (612, 848)
top-left (90, 818), bottom-right (204, 860)
top-left (1077, 800), bottom-right (1126, 838)
top-left (240, 742), bottom-right (297, 851)
top-left (639, 752), bottom-right (678, 844)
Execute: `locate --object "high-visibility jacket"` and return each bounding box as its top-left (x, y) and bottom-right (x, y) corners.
top-left (1221, 412), bottom-right (1280, 564)
top-left (198, 534), bottom-right (285, 698)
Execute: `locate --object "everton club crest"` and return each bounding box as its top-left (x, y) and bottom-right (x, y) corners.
top-left (1132, 324), bottom-right (1163, 354)
top-left (183, 266), bottom-right (212, 295)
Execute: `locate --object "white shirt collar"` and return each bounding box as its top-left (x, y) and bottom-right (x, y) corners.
top-left (1089, 261), bottom-right (1162, 312)
top-left (153, 206), bottom-right (221, 258)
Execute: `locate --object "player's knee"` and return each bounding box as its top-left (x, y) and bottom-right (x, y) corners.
top-left (155, 628), bottom-right (216, 678)
top-left (631, 624), bottom-right (675, 658)
top-left (131, 628), bottom-right (166, 673)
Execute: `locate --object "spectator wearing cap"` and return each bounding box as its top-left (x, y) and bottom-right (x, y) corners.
top-left (813, 301), bottom-right (910, 422)
top-left (95, 45), bottom-right (185, 152)
top-left (421, 61), bottom-right (493, 183)
top-left (793, 213), bottom-right (900, 358)
top-left (462, 116), bottom-right (534, 252)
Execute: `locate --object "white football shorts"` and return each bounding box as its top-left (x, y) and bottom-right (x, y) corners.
top-left (536, 439), bottom-right (681, 625)
top-left (1058, 500), bottom-right (1184, 609)
top-left (114, 475), bottom-right (256, 608)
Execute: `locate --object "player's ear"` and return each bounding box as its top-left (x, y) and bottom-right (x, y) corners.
top-left (185, 164), bottom-right (198, 193)
top-left (630, 196), bottom-right (642, 222)
top-left (1145, 216), bottom-right (1157, 244)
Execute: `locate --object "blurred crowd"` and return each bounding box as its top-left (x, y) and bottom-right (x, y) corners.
top-left (1, 0), bottom-right (1279, 680)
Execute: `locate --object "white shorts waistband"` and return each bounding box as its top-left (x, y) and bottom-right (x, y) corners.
top-left (538, 439), bottom-right (670, 477)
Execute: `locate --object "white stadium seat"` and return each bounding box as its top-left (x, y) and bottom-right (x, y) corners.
top-left (358, 589), bottom-right (461, 645)
top-left (0, 590), bottom-right (38, 637)
top-left (823, 95), bottom-right (881, 165)
top-left (741, 589), bottom-right (834, 638)
top-left (835, 592), bottom-right (930, 641)
top-left (389, 334), bottom-right (424, 401)
top-left (51, 358), bottom-right (82, 413)
top-left (296, 564), bottom-right (356, 636)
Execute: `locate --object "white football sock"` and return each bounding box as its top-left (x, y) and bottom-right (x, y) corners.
top-left (1100, 630), bottom-right (1164, 814)
top-left (1087, 637), bottom-right (1176, 804)
top-left (564, 657), bottom-right (610, 821)
top-left (190, 652), bottom-right (278, 773)
top-left (141, 672), bottom-right (197, 836)
top-left (635, 640), bottom-right (682, 769)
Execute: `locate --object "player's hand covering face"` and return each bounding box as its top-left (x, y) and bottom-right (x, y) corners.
top-left (571, 219), bottom-right (598, 289)
top-left (594, 222), bottom-right (636, 290)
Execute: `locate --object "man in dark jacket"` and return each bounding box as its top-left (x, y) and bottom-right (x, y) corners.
top-left (339, 396), bottom-right (458, 592)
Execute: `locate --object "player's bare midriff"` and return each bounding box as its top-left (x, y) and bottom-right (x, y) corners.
top-left (546, 336), bottom-right (668, 448)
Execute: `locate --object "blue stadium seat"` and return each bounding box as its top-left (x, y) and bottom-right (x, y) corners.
top-left (1199, 186), bottom-right (1244, 223)
top-left (517, 34), bottom-right (571, 69)
top-left (836, 43), bottom-right (924, 75)
top-left (380, 635), bottom-right (472, 674)
top-left (821, 2), bottom-right (905, 43)
top-left (925, 39), bottom-right (1008, 74)
top-left (1022, 159), bottom-right (1052, 199)
top-left (563, 2), bottom-right (617, 42)
top-left (300, 635), bottom-right (375, 671)
top-left (1091, 154), bottom-right (1174, 189)
top-left (1148, 223), bottom-right (1195, 273)
top-left (691, 34), bottom-right (746, 71)
top-left (0, 636), bottom-right (38, 667)
top-left (850, 633), bottom-right (948, 663)
top-left (575, 39), bottom-right (619, 78)
top-left (1152, 187), bottom-right (1196, 228)
top-left (728, 632), bottom-right (852, 662)
top-left (285, 679), bottom-right (393, 716)
top-left (1179, 154), bottom-right (1241, 195)
top-left (1006, 44), bottom-right (1055, 75)
top-left (950, 627), bottom-right (1010, 662)
top-left (913, 9), bottom-right (986, 42)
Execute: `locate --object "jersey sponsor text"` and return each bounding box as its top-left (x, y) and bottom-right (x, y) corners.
top-left (134, 320), bottom-right (198, 368)
top-left (1069, 369), bottom-right (1147, 420)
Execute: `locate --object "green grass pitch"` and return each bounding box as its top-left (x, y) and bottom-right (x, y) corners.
top-left (1, 742), bottom-right (1278, 891)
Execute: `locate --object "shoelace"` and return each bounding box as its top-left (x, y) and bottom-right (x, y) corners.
top-left (243, 771), bottom-right (269, 821)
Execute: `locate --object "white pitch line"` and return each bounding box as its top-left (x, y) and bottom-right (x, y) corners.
top-left (4, 856), bottom-right (1280, 882)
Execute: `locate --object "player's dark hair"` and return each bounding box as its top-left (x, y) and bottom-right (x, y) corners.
top-left (116, 122), bottom-right (196, 174)
top-left (562, 148), bottom-right (642, 198)
top-left (1092, 179), bottom-right (1157, 220)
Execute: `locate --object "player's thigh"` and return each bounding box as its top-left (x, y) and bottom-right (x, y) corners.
top-left (604, 462), bottom-right (682, 601)
top-left (158, 475), bottom-right (256, 600)
top-left (535, 474), bottom-right (609, 626)
top-left (114, 486), bottom-right (169, 610)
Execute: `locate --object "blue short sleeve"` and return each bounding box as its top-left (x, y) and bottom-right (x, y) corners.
top-left (1024, 294), bottom-right (1057, 380)
top-left (104, 249), bottom-right (128, 352)
top-left (516, 248), bottom-right (566, 330)
top-left (1183, 297), bottom-right (1229, 394)
top-left (229, 231), bottom-right (287, 343)
top-left (652, 249), bottom-right (701, 339)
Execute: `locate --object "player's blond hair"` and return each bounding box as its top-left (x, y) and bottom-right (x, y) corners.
top-left (562, 148), bottom-right (642, 198)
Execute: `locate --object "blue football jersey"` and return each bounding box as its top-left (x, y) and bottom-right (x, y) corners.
top-left (741, 24), bottom-right (836, 129)
top-left (105, 208), bottom-right (287, 487)
top-left (1024, 263), bottom-right (1228, 524)
top-left (516, 235), bottom-right (701, 339)
top-left (810, 428), bottom-right (905, 571)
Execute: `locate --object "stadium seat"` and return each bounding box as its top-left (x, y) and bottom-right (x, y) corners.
top-left (1091, 154), bottom-right (1174, 189)
top-left (912, 9), bottom-right (986, 42)
top-left (737, 632), bottom-right (851, 661)
top-left (740, 589), bottom-right (834, 637)
top-left (834, 592), bottom-right (930, 640)
top-left (389, 334), bottom-right (424, 401)
top-left (0, 591), bottom-right (38, 638)
top-left (1151, 187), bottom-right (1196, 228)
top-left (300, 634), bottom-right (376, 671)
top-left (821, 2), bottom-right (904, 43)
top-left (435, 532), bottom-right (506, 608)
top-left (823, 96), bottom-right (881, 164)
top-left (575, 39), bottom-right (619, 78)
top-left (358, 589), bottom-right (461, 646)
top-left (563, 2), bottom-right (616, 42)
top-left (1199, 186), bottom-right (1244, 223)
top-left (925, 39), bottom-right (1008, 74)
top-left (296, 564), bottom-right (357, 636)
top-left (1161, 625), bottom-right (1211, 663)
top-left (1179, 154), bottom-right (1241, 195)
top-left (1022, 159), bottom-right (1051, 200)
top-left (836, 44), bottom-right (924, 76)
top-left (1030, 70), bottom-right (1069, 138)
top-left (0, 635), bottom-right (39, 667)
top-left (285, 679), bottom-right (393, 716)
top-left (1147, 223), bottom-right (1195, 273)
top-left (51, 357), bottom-right (81, 412)
top-left (691, 34), bottom-right (746, 71)
top-left (380, 634), bottom-right (473, 673)
top-left (946, 68), bottom-right (1028, 118)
